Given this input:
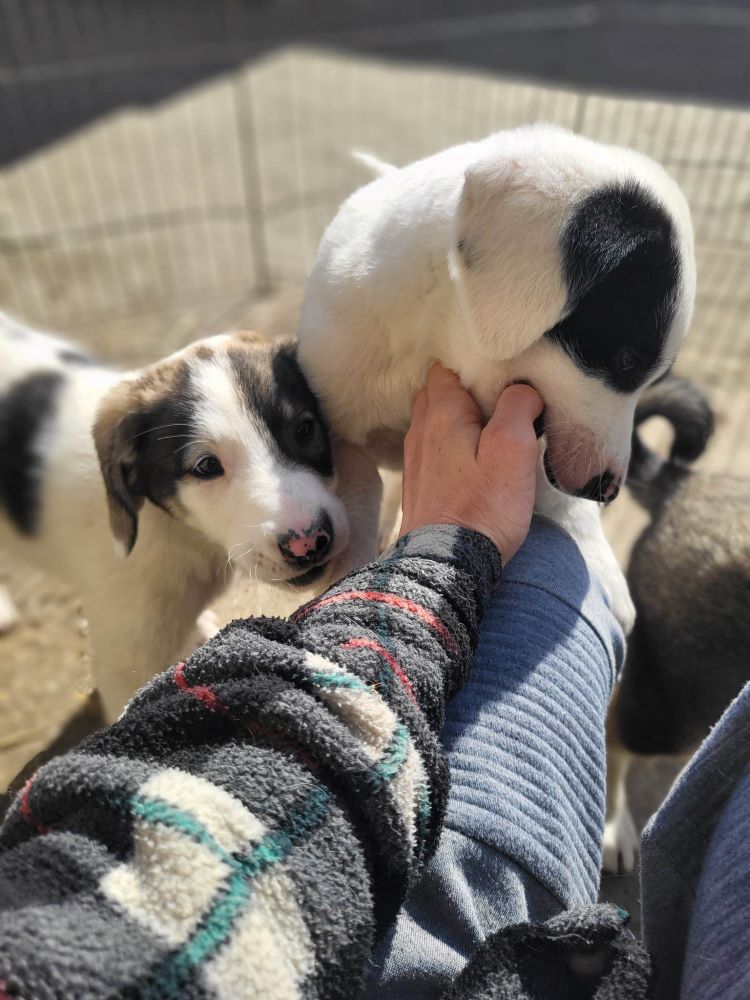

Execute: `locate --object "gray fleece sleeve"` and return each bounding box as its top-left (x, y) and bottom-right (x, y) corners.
top-left (0, 525), bottom-right (500, 1000)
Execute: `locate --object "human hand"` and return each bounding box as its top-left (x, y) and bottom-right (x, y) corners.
top-left (400, 364), bottom-right (543, 564)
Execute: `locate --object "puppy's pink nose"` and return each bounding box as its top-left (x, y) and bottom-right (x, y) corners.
top-left (277, 513), bottom-right (333, 568)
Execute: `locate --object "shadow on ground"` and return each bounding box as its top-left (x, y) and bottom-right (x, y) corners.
top-left (3, 0), bottom-right (750, 166)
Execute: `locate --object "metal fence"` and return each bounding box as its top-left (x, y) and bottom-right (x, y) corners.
top-left (1, 4), bottom-right (749, 416)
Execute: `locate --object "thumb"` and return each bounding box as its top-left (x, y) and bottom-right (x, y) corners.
top-left (494, 383), bottom-right (544, 424)
top-left (479, 383), bottom-right (544, 456)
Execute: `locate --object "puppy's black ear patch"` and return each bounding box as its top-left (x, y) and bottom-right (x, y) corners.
top-left (0, 371), bottom-right (64, 535)
top-left (549, 183), bottom-right (680, 393)
top-left (269, 344), bottom-right (334, 478)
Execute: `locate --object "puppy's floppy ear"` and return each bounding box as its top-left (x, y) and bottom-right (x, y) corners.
top-left (93, 382), bottom-right (145, 557)
top-left (452, 157), bottom-right (569, 360)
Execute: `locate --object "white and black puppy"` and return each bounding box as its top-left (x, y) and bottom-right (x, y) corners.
top-left (0, 314), bottom-right (348, 721)
top-left (297, 124), bottom-right (696, 626)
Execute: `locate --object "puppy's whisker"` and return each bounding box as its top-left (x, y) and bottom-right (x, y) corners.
top-left (127, 422), bottom-right (194, 443)
top-left (174, 440), bottom-right (211, 455)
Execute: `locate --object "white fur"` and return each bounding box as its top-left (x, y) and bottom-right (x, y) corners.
top-left (0, 318), bottom-right (348, 722)
top-left (298, 125), bottom-right (695, 627)
top-left (602, 746), bottom-right (640, 874)
top-left (0, 584), bottom-right (18, 633)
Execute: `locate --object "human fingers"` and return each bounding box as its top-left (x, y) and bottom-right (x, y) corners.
top-left (478, 383), bottom-right (544, 467)
top-left (421, 362), bottom-right (482, 450)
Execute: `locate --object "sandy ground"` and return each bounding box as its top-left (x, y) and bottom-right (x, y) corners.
top-left (1, 49), bottom-right (750, 932)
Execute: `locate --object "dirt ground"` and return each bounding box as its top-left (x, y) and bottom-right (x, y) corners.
top-left (2, 49), bottom-right (750, 934)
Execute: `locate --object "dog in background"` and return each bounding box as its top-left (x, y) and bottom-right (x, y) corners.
top-left (0, 314), bottom-right (348, 722)
top-left (297, 124), bottom-right (696, 629)
top-left (603, 375), bottom-right (750, 873)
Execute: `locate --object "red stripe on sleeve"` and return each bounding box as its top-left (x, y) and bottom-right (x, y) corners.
top-left (340, 637), bottom-right (417, 703)
top-left (294, 590), bottom-right (459, 656)
top-left (174, 661), bottom-right (229, 714)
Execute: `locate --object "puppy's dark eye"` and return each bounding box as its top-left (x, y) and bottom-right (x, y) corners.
top-left (295, 416), bottom-right (316, 446)
top-left (616, 348), bottom-right (641, 375)
top-left (192, 455), bottom-right (224, 479)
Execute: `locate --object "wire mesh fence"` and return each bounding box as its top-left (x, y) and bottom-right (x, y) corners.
top-left (1, 6), bottom-right (749, 459)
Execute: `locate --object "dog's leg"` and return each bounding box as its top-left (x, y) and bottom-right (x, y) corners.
top-left (0, 585), bottom-right (19, 633)
top-left (603, 686), bottom-right (640, 874)
top-left (180, 608), bottom-right (222, 659)
top-left (534, 469), bottom-right (636, 635)
top-left (94, 659), bottom-right (142, 725)
top-left (329, 440), bottom-right (383, 581)
top-left (87, 580), bottom-right (209, 724)
top-left (378, 469), bottom-right (403, 553)
top-left (603, 746), bottom-right (638, 874)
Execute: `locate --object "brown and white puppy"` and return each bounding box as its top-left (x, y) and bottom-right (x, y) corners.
top-left (0, 313), bottom-right (348, 721)
top-left (603, 375), bottom-right (750, 872)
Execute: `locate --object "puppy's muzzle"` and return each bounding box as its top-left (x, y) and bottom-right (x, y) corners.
top-left (575, 471), bottom-right (621, 504)
top-left (277, 511), bottom-right (333, 569)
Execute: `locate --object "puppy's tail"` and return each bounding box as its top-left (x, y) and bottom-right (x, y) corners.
top-left (627, 375), bottom-right (715, 512)
top-left (351, 150), bottom-right (397, 177)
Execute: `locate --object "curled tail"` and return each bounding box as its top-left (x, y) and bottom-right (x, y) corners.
top-left (351, 150), bottom-right (397, 177)
top-left (627, 375), bottom-right (715, 511)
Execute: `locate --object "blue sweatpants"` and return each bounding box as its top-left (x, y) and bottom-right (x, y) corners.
top-left (365, 516), bottom-right (624, 997)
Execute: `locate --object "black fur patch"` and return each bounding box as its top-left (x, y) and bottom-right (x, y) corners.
top-left (548, 183), bottom-right (680, 394)
top-left (0, 371), bottom-right (64, 534)
top-left (228, 344), bottom-right (334, 479)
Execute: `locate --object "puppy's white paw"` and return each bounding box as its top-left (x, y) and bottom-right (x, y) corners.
top-left (602, 802), bottom-right (640, 874)
top-left (533, 474), bottom-right (635, 633)
top-left (599, 562), bottom-right (636, 636)
top-left (378, 514), bottom-right (402, 554)
top-left (0, 586), bottom-right (19, 633)
top-left (194, 609), bottom-right (221, 645)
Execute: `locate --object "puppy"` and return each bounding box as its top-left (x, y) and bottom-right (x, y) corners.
top-left (0, 314), bottom-right (348, 721)
top-left (603, 375), bottom-right (750, 873)
top-left (297, 124), bottom-right (696, 628)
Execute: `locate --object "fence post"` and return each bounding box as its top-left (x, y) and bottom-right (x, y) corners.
top-left (231, 69), bottom-right (272, 296)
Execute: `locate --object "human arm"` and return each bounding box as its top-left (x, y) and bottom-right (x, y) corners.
top-left (0, 369), bottom-right (541, 1000)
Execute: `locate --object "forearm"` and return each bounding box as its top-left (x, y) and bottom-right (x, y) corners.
top-left (0, 525), bottom-right (500, 1000)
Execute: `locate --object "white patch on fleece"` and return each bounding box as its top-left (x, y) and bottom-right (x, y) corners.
top-left (101, 769), bottom-right (266, 946)
top-left (203, 868), bottom-right (314, 1000)
top-left (143, 768), bottom-right (265, 851)
top-left (303, 650), bottom-right (424, 852)
top-left (303, 650), bottom-right (396, 757)
top-left (102, 819), bottom-right (228, 946)
top-left (390, 743), bottom-right (428, 849)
